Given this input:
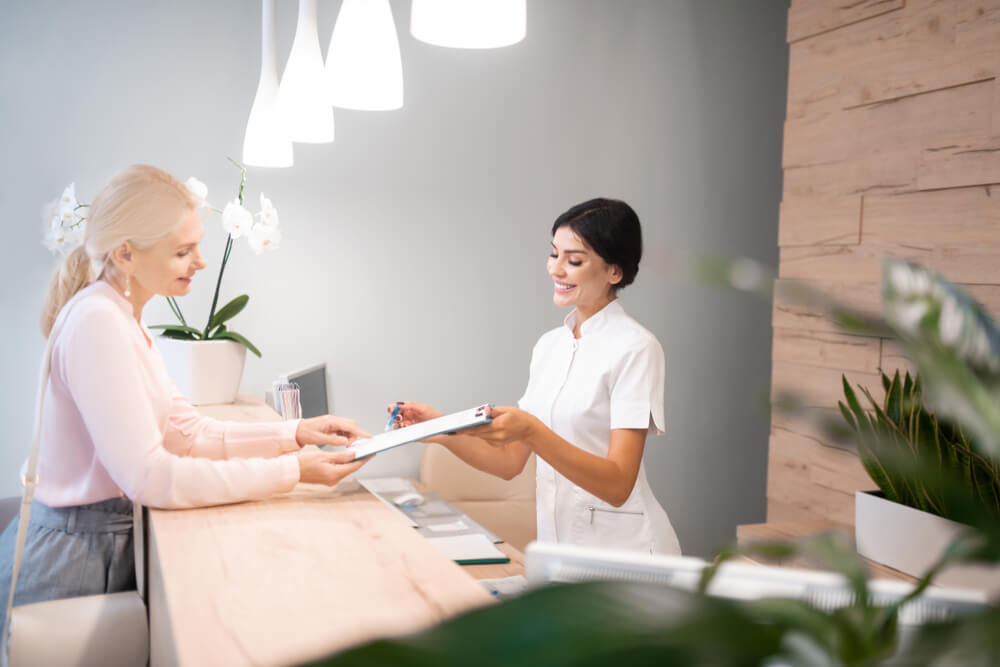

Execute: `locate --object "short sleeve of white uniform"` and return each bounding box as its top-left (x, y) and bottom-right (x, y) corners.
top-left (609, 335), bottom-right (666, 436)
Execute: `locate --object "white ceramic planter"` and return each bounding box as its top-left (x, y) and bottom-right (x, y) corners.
top-left (156, 338), bottom-right (247, 406)
top-left (855, 490), bottom-right (1000, 594)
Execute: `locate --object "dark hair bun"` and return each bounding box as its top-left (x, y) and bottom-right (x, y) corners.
top-left (551, 198), bottom-right (642, 290)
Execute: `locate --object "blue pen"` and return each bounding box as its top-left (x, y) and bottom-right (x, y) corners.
top-left (385, 404), bottom-right (401, 432)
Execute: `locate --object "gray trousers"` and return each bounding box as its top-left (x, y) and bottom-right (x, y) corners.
top-left (0, 497), bottom-right (135, 632)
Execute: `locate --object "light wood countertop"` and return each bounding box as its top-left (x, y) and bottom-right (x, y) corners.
top-left (147, 394), bottom-right (523, 666)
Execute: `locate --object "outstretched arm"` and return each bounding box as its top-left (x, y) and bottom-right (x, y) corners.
top-left (392, 402), bottom-right (532, 480)
top-left (465, 407), bottom-right (646, 507)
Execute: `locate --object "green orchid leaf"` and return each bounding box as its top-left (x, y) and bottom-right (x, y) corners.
top-left (212, 329), bottom-right (262, 358)
top-left (208, 294), bottom-right (249, 330)
top-left (149, 324), bottom-right (203, 337)
top-left (206, 323), bottom-right (228, 339)
top-left (157, 329), bottom-right (199, 341)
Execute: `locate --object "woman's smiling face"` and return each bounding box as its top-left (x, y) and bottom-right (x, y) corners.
top-left (129, 208), bottom-right (207, 299)
top-left (546, 225), bottom-right (622, 312)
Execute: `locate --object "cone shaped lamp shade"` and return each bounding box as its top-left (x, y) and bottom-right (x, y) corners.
top-left (277, 0), bottom-right (334, 143)
top-left (243, 0), bottom-right (293, 167)
top-left (326, 0), bottom-right (403, 110)
top-left (411, 0), bottom-right (526, 49)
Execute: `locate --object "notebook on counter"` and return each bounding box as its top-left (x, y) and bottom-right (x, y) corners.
top-left (350, 404), bottom-right (492, 460)
top-left (427, 533), bottom-right (510, 565)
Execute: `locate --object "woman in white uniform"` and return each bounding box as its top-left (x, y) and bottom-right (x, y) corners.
top-left (394, 198), bottom-right (680, 554)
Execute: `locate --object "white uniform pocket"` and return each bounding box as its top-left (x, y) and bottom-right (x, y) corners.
top-left (575, 501), bottom-right (652, 552)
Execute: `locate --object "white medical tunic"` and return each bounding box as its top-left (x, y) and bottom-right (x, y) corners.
top-left (518, 300), bottom-right (681, 554)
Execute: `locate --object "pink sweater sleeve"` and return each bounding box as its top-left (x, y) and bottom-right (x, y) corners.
top-left (164, 385), bottom-right (301, 460)
top-left (62, 303), bottom-right (299, 509)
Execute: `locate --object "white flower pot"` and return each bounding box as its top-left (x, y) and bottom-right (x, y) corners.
top-left (156, 337), bottom-right (247, 406)
top-left (855, 490), bottom-right (1000, 595)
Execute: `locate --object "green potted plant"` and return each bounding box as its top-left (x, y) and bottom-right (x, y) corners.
top-left (840, 370), bottom-right (1000, 590)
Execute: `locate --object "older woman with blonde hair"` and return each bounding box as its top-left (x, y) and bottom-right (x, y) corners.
top-left (1, 165), bottom-right (368, 626)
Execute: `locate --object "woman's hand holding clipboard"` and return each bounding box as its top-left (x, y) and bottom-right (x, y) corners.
top-left (350, 403), bottom-right (493, 460)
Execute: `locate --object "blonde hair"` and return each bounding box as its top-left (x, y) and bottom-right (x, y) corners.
top-left (41, 165), bottom-right (198, 336)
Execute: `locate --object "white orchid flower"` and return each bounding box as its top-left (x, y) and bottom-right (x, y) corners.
top-left (185, 177), bottom-right (209, 208)
top-left (62, 218), bottom-right (86, 246)
top-left (247, 222), bottom-right (281, 255)
top-left (221, 199), bottom-right (253, 239)
top-left (257, 192), bottom-right (279, 228)
top-left (42, 226), bottom-right (67, 254)
top-left (59, 205), bottom-right (78, 227)
top-left (58, 183), bottom-right (78, 215)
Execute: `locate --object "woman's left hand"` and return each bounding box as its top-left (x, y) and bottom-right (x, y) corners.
top-left (295, 415), bottom-right (371, 448)
top-left (464, 406), bottom-right (539, 446)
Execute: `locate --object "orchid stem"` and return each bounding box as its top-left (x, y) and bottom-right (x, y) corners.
top-left (167, 297), bottom-right (187, 327)
top-left (205, 235), bottom-right (233, 337)
top-left (204, 159), bottom-right (248, 337)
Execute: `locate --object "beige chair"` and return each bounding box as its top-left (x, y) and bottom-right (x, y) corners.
top-left (420, 445), bottom-right (536, 552)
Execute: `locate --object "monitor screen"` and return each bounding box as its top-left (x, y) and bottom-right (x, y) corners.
top-left (281, 363), bottom-right (329, 419)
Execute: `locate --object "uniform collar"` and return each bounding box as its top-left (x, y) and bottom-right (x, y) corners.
top-left (563, 299), bottom-right (623, 338)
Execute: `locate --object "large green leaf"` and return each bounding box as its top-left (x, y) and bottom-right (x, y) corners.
top-left (308, 581), bottom-right (795, 667)
top-left (211, 329), bottom-right (261, 358)
top-left (208, 294), bottom-right (249, 330)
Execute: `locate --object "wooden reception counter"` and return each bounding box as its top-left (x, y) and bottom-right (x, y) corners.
top-left (147, 395), bottom-right (520, 666)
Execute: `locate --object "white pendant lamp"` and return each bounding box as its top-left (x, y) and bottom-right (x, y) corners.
top-left (243, 0), bottom-right (293, 167)
top-left (411, 0), bottom-right (526, 49)
top-left (326, 0), bottom-right (404, 110)
top-left (276, 0), bottom-right (334, 143)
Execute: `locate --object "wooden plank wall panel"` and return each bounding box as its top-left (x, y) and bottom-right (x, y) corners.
top-left (773, 328), bottom-right (881, 373)
top-left (778, 196), bottom-right (862, 246)
top-left (786, 0), bottom-right (1000, 119)
top-left (993, 77), bottom-right (1000, 131)
top-left (918, 136), bottom-right (1000, 189)
top-left (769, 0), bottom-right (1000, 523)
top-left (773, 279), bottom-right (1000, 334)
top-left (779, 242), bottom-right (1000, 283)
top-left (783, 78), bottom-right (995, 169)
top-left (772, 360), bottom-right (883, 408)
top-left (863, 186), bottom-right (1000, 246)
top-left (787, 0), bottom-right (906, 44)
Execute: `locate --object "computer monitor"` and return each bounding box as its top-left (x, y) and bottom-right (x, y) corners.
top-left (277, 363), bottom-right (329, 418)
top-left (524, 542), bottom-right (986, 628)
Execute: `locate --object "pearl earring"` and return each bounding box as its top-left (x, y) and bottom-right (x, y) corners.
top-left (124, 274), bottom-right (132, 298)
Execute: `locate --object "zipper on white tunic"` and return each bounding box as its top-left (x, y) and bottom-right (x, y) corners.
top-left (586, 505), bottom-right (643, 524)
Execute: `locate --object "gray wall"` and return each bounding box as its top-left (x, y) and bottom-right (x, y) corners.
top-left (0, 0), bottom-right (787, 556)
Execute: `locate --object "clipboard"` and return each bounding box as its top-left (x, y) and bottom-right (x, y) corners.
top-left (350, 403), bottom-right (492, 460)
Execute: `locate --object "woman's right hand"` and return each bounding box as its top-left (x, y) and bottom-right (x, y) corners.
top-left (296, 447), bottom-right (369, 485)
top-left (387, 401), bottom-right (444, 428)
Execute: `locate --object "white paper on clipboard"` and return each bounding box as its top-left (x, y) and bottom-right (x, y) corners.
top-left (350, 404), bottom-right (492, 460)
